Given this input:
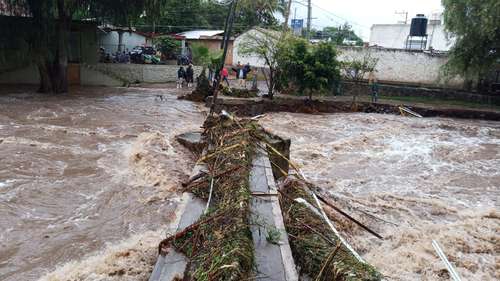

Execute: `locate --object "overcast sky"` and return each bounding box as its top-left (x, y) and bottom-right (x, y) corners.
top-left (289, 0), bottom-right (444, 40)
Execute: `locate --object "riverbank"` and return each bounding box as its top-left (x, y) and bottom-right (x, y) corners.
top-left (206, 94), bottom-right (500, 121)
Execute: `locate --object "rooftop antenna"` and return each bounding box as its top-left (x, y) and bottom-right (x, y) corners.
top-left (395, 10), bottom-right (408, 24)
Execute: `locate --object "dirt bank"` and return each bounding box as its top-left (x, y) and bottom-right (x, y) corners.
top-left (206, 95), bottom-right (500, 121)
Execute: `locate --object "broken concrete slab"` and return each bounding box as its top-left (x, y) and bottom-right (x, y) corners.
top-left (175, 132), bottom-right (206, 156)
top-left (149, 164), bottom-right (206, 281)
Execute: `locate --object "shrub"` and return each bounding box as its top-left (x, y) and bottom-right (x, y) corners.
top-left (276, 36), bottom-right (341, 100)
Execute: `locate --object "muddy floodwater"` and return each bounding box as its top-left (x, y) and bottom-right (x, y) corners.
top-left (0, 87), bottom-right (499, 281)
top-left (260, 113), bottom-right (499, 280)
top-left (0, 86), bottom-right (206, 281)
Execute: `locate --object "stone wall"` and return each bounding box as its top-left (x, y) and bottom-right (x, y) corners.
top-left (0, 63), bottom-right (203, 86)
top-left (92, 64), bottom-right (203, 83)
top-left (338, 46), bottom-right (464, 88)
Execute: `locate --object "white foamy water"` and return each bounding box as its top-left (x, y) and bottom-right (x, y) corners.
top-left (0, 86), bottom-right (205, 281)
top-left (260, 112), bottom-right (500, 281)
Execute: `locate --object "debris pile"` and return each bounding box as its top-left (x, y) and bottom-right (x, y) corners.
top-left (155, 112), bottom-right (382, 281)
top-left (159, 114), bottom-right (258, 280)
top-left (279, 179), bottom-right (382, 280)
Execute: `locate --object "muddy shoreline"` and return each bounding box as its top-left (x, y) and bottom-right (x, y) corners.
top-left (205, 95), bottom-right (500, 121)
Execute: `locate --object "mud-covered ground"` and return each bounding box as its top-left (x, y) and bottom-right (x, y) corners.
top-left (260, 112), bottom-right (499, 280)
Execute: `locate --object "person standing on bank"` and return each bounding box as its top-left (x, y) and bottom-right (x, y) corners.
top-left (177, 66), bottom-right (186, 89)
top-left (221, 67), bottom-right (230, 87)
top-left (369, 74), bottom-right (379, 103)
top-left (232, 62), bottom-right (244, 88)
top-left (186, 64), bottom-right (194, 88)
top-left (243, 63), bottom-right (251, 89)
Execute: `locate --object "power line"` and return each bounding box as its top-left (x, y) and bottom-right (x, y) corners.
top-left (293, 0), bottom-right (369, 29)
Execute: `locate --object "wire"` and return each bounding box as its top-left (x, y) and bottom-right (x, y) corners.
top-left (293, 0), bottom-right (369, 29)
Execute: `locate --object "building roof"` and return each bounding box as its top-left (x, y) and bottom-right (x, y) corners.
top-left (176, 30), bottom-right (224, 40)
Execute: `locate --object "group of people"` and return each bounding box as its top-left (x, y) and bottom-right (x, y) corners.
top-left (216, 62), bottom-right (257, 90)
top-left (99, 48), bottom-right (131, 64)
top-left (177, 64), bottom-right (195, 89)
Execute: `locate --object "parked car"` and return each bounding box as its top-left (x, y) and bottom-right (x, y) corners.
top-left (130, 46), bottom-right (158, 64)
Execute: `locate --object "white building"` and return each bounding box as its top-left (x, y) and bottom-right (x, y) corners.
top-left (98, 26), bottom-right (153, 54)
top-left (233, 28), bottom-right (280, 68)
top-left (369, 16), bottom-right (454, 51)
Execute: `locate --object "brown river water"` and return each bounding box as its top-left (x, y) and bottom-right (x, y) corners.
top-left (0, 86), bottom-right (206, 281)
top-left (260, 112), bottom-right (500, 281)
top-left (0, 86), bottom-right (498, 280)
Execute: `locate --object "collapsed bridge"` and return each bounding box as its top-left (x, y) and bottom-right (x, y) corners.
top-left (149, 112), bottom-right (382, 281)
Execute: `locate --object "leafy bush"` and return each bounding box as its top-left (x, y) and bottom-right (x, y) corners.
top-left (276, 36), bottom-right (341, 100)
top-left (156, 36), bottom-right (180, 60)
top-left (191, 43), bottom-right (222, 68)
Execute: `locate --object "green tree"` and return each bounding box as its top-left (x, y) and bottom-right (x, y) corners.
top-left (3, 0), bottom-right (164, 94)
top-left (442, 0), bottom-right (500, 85)
top-left (139, 0), bottom-right (284, 34)
top-left (156, 36), bottom-right (180, 60)
top-left (319, 23), bottom-right (363, 46)
top-left (238, 28), bottom-right (281, 98)
top-left (277, 36), bottom-right (341, 100)
top-left (191, 43), bottom-right (222, 69)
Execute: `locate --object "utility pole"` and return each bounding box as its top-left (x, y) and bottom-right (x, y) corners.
top-left (283, 0), bottom-right (293, 31)
top-left (306, 0), bottom-right (312, 39)
top-left (211, 0), bottom-right (238, 115)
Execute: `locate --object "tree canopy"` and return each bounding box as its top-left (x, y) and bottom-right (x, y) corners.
top-left (276, 35), bottom-right (341, 99)
top-left (442, 0), bottom-right (500, 81)
top-left (311, 23), bottom-right (363, 46)
top-left (135, 0), bottom-right (285, 34)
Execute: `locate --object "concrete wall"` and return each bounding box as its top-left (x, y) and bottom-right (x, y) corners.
top-left (369, 24), bottom-right (454, 51)
top-left (92, 64), bottom-right (203, 83)
top-left (338, 46), bottom-right (464, 88)
top-left (80, 26), bottom-right (99, 64)
top-left (0, 65), bottom-right (39, 84)
top-left (0, 63), bottom-right (202, 86)
top-left (80, 66), bottom-right (123, 87)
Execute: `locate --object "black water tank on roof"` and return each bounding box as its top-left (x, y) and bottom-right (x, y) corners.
top-left (410, 14), bottom-right (428, 36)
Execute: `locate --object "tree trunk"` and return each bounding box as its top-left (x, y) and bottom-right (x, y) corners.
top-left (53, 9), bottom-right (70, 94)
top-left (36, 1), bottom-right (70, 94)
top-left (268, 71), bottom-right (274, 99)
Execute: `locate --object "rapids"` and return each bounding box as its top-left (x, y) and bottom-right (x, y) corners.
top-left (260, 112), bottom-right (499, 280)
top-left (0, 86), bottom-right (498, 280)
top-left (0, 86), bottom-right (206, 280)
